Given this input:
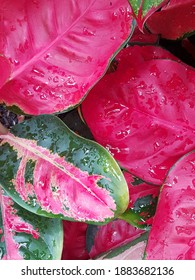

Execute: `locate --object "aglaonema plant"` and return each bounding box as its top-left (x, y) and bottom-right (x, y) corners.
top-left (0, 0), bottom-right (195, 260)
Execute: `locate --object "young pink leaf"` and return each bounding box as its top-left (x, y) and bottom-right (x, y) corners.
top-left (128, 0), bottom-right (168, 31)
top-left (146, 0), bottom-right (195, 40)
top-left (86, 219), bottom-right (145, 259)
top-left (0, 0), bottom-right (133, 115)
top-left (146, 151), bottom-right (195, 260)
top-left (81, 46), bottom-right (195, 184)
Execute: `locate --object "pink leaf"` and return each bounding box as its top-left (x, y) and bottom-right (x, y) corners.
top-left (0, 0), bottom-right (133, 115)
top-left (81, 46), bottom-right (195, 184)
top-left (146, 151), bottom-right (195, 260)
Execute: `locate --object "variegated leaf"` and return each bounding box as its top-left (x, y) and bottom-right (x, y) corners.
top-left (0, 187), bottom-right (63, 260)
top-left (0, 115), bottom-right (129, 223)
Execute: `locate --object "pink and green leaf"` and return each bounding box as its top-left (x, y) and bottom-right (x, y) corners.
top-left (0, 187), bottom-right (63, 260)
top-left (119, 172), bottom-right (160, 229)
top-left (128, 0), bottom-right (168, 31)
top-left (81, 46), bottom-right (195, 185)
top-left (145, 150), bottom-right (195, 260)
top-left (0, 115), bottom-right (129, 223)
top-left (86, 219), bottom-right (145, 259)
top-left (0, 0), bottom-right (134, 115)
top-left (95, 231), bottom-right (149, 260)
top-left (146, 0), bottom-right (195, 40)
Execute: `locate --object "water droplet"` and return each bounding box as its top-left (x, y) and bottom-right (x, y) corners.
top-left (188, 238), bottom-right (195, 246)
top-left (65, 76), bottom-right (77, 87)
top-left (23, 89), bottom-right (34, 97)
top-left (153, 141), bottom-right (160, 150)
top-left (32, 68), bottom-right (45, 77)
top-left (40, 93), bottom-right (47, 100)
top-left (119, 7), bottom-right (125, 15)
top-left (176, 226), bottom-right (192, 235)
top-left (33, 85), bottom-right (42, 92)
top-left (44, 53), bottom-right (51, 60)
top-left (110, 36), bottom-right (116, 40)
top-left (53, 76), bottom-right (59, 83)
top-left (112, 11), bottom-right (118, 20)
top-left (14, 59), bottom-right (20, 66)
top-left (83, 27), bottom-right (96, 36)
top-left (166, 217), bottom-right (174, 223)
top-left (173, 176), bottom-right (178, 184)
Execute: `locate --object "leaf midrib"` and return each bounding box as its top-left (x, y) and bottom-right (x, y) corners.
top-left (11, 0), bottom-right (96, 80)
top-left (1, 133), bottom-right (112, 209)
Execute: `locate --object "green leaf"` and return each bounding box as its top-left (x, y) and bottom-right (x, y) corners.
top-left (128, 0), bottom-right (168, 30)
top-left (0, 115), bottom-right (129, 224)
top-left (119, 196), bottom-right (158, 230)
top-left (0, 187), bottom-right (63, 260)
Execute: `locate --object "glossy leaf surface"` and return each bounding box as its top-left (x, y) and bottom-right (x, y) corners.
top-left (86, 219), bottom-right (145, 258)
top-left (0, 115), bottom-right (129, 223)
top-left (128, 0), bottom-right (168, 30)
top-left (62, 221), bottom-right (89, 260)
top-left (96, 231), bottom-right (148, 260)
top-left (0, 0), bottom-right (133, 115)
top-left (146, 151), bottom-right (195, 260)
top-left (0, 187), bottom-right (63, 260)
top-left (82, 46), bottom-right (195, 184)
top-left (146, 0), bottom-right (195, 40)
top-left (119, 172), bottom-right (160, 228)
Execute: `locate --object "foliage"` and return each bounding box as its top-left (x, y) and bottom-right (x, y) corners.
top-left (0, 0), bottom-right (195, 260)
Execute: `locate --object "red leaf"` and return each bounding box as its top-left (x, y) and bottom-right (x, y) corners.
top-left (146, 151), bottom-right (195, 260)
top-left (81, 46), bottom-right (195, 184)
top-left (87, 219), bottom-right (145, 258)
top-left (0, 0), bottom-right (133, 115)
top-left (62, 221), bottom-right (89, 260)
top-left (129, 26), bottom-right (159, 45)
top-left (146, 0), bottom-right (195, 40)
